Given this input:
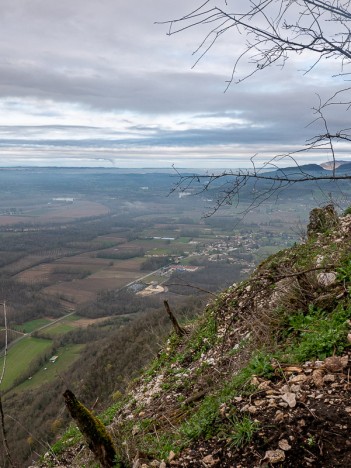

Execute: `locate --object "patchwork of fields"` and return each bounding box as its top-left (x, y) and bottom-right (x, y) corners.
top-left (1, 313), bottom-right (111, 393)
top-left (0, 228), bottom-right (205, 394)
top-left (0, 169), bottom-right (307, 404)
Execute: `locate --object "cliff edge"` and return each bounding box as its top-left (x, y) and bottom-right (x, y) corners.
top-left (38, 205), bottom-right (351, 467)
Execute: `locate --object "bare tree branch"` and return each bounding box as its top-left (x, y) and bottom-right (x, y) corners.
top-left (161, 2), bottom-right (351, 213)
top-left (160, 1), bottom-right (351, 83)
top-left (0, 302), bottom-right (16, 468)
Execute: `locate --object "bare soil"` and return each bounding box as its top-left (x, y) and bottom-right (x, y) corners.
top-left (173, 354), bottom-right (351, 467)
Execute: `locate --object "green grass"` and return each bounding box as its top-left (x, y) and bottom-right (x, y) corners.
top-left (147, 248), bottom-right (170, 255)
top-left (180, 256), bottom-right (205, 265)
top-left (285, 303), bottom-right (351, 362)
top-left (13, 318), bottom-right (52, 333)
top-left (0, 337), bottom-right (53, 391)
top-left (177, 237), bottom-right (191, 243)
top-left (63, 314), bottom-right (81, 322)
top-left (138, 353), bottom-right (264, 459)
top-left (37, 322), bottom-right (76, 337)
top-left (15, 344), bottom-right (85, 392)
top-left (225, 415), bottom-right (260, 448)
top-left (51, 424), bottom-right (82, 455)
top-left (144, 273), bottom-right (164, 284)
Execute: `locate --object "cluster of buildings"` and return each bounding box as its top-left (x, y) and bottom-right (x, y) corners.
top-left (162, 264), bottom-right (199, 274)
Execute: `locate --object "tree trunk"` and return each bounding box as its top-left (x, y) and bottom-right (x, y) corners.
top-left (163, 300), bottom-right (186, 337)
top-left (63, 389), bottom-right (123, 468)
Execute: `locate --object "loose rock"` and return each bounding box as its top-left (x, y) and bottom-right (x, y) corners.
top-left (281, 392), bottom-right (297, 408)
top-left (278, 439), bottom-right (292, 451)
top-left (202, 454), bottom-right (218, 466)
top-left (312, 369), bottom-right (324, 388)
top-left (263, 449), bottom-right (286, 464)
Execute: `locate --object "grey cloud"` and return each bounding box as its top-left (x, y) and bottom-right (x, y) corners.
top-left (0, 121), bottom-right (316, 149)
top-left (0, 0), bottom-right (348, 166)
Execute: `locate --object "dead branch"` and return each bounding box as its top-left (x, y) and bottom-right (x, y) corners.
top-left (0, 302), bottom-right (15, 468)
top-left (162, 2), bottom-right (351, 214)
top-left (163, 300), bottom-right (187, 337)
top-left (161, 1), bottom-right (351, 85)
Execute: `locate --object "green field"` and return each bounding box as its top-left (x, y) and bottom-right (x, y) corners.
top-left (147, 248), bottom-right (170, 255)
top-left (1, 314), bottom-right (86, 392)
top-left (13, 318), bottom-right (52, 333)
top-left (177, 236), bottom-right (192, 243)
top-left (15, 344), bottom-right (85, 392)
top-left (180, 255), bottom-right (204, 265)
top-left (144, 272), bottom-right (165, 284)
top-left (34, 315), bottom-right (83, 337)
top-left (37, 322), bottom-right (76, 337)
top-left (0, 337), bottom-right (53, 392)
top-left (62, 314), bottom-right (81, 322)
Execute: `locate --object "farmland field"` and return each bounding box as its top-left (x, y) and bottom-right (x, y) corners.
top-left (0, 167), bottom-right (342, 466)
top-left (0, 177), bottom-right (317, 401)
top-left (36, 321), bottom-right (76, 337)
top-left (0, 216), bottom-right (29, 225)
top-left (41, 273), bottom-right (144, 303)
top-left (0, 337), bottom-right (53, 392)
top-left (2, 255), bottom-right (51, 276)
top-left (1, 314), bottom-right (102, 392)
top-left (14, 344), bottom-right (85, 392)
top-left (36, 200), bottom-right (109, 220)
top-left (22, 253), bottom-right (153, 303)
top-left (34, 314), bottom-right (90, 337)
top-left (13, 318), bottom-right (52, 333)
top-left (0, 200), bottom-right (109, 225)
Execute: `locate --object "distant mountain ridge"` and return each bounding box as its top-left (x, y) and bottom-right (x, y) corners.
top-left (320, 160), bottom-right (350, 170)
top-left (277, 163), bottom-right (328, 174)
top-left (264, 161), bottom-right (351, 178)
top-left (335, 162), bottom-right (351, 173)
top-left (262, 163), bottom-right (329, 179)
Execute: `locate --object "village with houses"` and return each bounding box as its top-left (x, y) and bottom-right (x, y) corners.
top-left (127, 227), bottom-right (297, 297)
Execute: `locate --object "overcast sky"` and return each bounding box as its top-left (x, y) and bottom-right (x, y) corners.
top-left (0, 0), bottom-right (349, 168)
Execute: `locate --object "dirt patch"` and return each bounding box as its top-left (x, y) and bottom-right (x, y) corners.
top-left (0, 216), bottom-right (30, 225)
top-left (172, 354), bottom-right (351, 467)
top-left (15, 263), bottom-right (55, 283)
top-left (42, 283), bottom-right (96, 304)
top-left (41, 200), bottom-right (109, 220)
top-left (71, 317), bottom-right (110, 328)
top-left (137, 285), bottom-right (165, 296)
top-left (0, 201), bottom-right (109, 226)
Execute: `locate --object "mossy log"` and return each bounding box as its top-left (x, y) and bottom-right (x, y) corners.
top-left (307, 204), bottom-right (339, 238)
top-left (63, 389), bottom-right (124, 468)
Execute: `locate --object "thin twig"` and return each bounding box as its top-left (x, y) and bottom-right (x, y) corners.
top-left (0, 302), bottom-right (16, 467)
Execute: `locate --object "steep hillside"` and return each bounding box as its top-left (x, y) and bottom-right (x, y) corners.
top-left (36, 205), bottom-right (351, 468)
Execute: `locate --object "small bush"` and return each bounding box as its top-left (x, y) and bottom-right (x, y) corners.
top-left (225, 415), bottom-right (259, 448)
top-left (287, 304), bottom-right (351, 361)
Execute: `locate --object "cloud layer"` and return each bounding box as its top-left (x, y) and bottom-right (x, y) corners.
top-left (0, 0), bottom-right (349, 168)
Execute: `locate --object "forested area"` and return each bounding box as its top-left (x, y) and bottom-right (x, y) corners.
top-left (0, 279), bottom-right (64, 326)
top-left (165, 261), bottom-right (243, 295)
top-left (2, 296), bottom-right (203, 466)
top-left (77, 289), bottom-right (163, 318)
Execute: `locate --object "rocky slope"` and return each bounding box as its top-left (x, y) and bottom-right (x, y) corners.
top-left (36, 205), bottom-right (351, 467)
